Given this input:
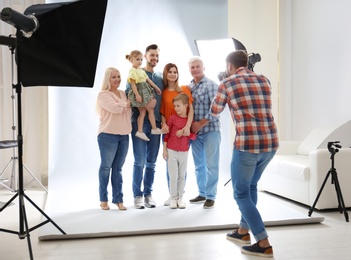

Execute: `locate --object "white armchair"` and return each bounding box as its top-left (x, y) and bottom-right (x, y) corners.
top-left (260, 120), bottom-right (351, 210)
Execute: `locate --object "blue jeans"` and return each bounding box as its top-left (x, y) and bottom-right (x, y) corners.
top-left (231, 149), bottom-right (276, 242)
top-left (131, 119), bottom-right (161, 198)
top-left (191, 131), bottom-right (221, 200)
top-left (97, 133), bottom-right (129, 204)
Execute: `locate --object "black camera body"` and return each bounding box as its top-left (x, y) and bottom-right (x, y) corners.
top-left (327, 141), bottom-right (341, 154)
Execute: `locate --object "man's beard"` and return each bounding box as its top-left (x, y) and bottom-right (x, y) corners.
top-left (147, 60), bottom-right (157, 68)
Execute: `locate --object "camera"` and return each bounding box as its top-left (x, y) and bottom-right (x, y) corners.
top-left (327, 141), bottom-right (341, 154)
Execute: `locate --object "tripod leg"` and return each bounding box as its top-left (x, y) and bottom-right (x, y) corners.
top-left (23, 163), bottom-right (48, 192)
top-left (10, 156), bottom-right (17, 191)
top-left (308, 170), bottom-right (331, 217)
top-left (19, 194), bottom-right (34, 260)
top-left (0, 192), bottom-right (18, 212)
top-left (23, 193), bottom-right (66, 234)
top-left (0, 158), bottom-right (15, 192)
top-left (332, 171), bottom-right (349, 222)
top-left (0, 157), bottom-right (13, 176)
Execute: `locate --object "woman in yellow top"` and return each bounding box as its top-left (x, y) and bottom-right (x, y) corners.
top-left (126, 50), bottom-right (163, 141)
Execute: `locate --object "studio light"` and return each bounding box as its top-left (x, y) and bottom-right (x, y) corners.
top-left (0, 7), bottom-right (39, 38)
top-left (195, 37), bottom-right (246, 83)
top-left (1, 0), bottom-right (107, 87)
top-left (195, 37), bottom-right (262, 82)
top-left (0, 1), bottom-right (108, 259)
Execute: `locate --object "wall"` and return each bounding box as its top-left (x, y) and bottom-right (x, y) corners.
top-left (229, 0), bottom-right (351, 141)
top-left (289, 0), bottom-right (351, 140)
top-left (228, 0), bottom-right (280, 133)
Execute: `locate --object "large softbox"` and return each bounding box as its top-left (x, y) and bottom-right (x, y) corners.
top-left (16, 0), bottom-right (107, 87)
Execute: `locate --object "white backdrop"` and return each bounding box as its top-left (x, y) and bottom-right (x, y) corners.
top-left (47, 0), bottom-right (233, 200)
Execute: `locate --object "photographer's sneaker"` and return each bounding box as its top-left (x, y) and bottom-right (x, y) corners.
top-left (241, 242), bottom-right (273, 258)
top-left (226, 229), bottom-right (251, 244)
top-left (134, 196), bottom-right (145, 209)
top-left (144, 195), bottom-right (156, 208)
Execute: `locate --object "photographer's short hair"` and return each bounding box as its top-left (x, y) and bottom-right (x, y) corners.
top-left (226, 50), bottom-right (248, 68)
top-left (173, 93), bottom-right (189, 105)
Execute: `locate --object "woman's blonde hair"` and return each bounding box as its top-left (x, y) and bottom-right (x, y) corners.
top-left (96, 67), bottom-right (119, 113)
top-left (163, 63), bottom-right (181, 92)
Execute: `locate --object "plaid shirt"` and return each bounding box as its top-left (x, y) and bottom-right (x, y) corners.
top-left (211, 67), bottom-right (279, 153)
top-left (190, 76), bottom-right (220, 135)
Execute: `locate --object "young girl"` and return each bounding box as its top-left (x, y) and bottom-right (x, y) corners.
top-left (162, 93), bottom-right (194, 209)
top-left (126, 50), bottom-right (163, 141)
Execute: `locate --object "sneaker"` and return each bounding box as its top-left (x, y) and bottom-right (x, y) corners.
top-left (203, 199), bottom-right (215, 209)
top-left (144, 195), bottom-right (156, 208)
top-left (189, 195), bottom-right (206, 203)
top-left (134, 196), bottom-right (145, 209)
top-left (241, 242), bottom-right (273, 258)
top-left (164, 196), bottom-right (171, 206)
top-left (170, 199), bottom-right (178, 209)
top-left (151, 128), bottom-right (163, 135)
top-left (226, 229), bottom-right (251, 244)
top-left (177, 199), bottom-right (186, 209)
top-left (135, 131), bottom-right (150, 141)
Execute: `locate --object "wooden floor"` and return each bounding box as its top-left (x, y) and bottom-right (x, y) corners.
top-left (1, 189), bottom-right (351, 260)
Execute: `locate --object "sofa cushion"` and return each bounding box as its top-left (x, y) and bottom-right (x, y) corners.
top-left (297, 128), bottom-right (334, 155)
top-left (265, 155), bottom-right (310, 181)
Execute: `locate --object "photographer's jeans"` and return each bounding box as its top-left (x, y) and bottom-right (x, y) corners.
top-left (131, 120), bottom-right (161, 198)
top-left (231, 149), bottom-right (276, 242)
top-left (98, 133), bottom-right (129, 204)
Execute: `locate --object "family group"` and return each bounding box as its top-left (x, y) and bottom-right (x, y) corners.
top-left (96, 44), bottom-right (279, 258)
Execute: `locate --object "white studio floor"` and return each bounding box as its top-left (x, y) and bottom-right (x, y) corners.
top-left (37, 188), bottom-right (324, 240)
top-left (0, 144), bottom-right (325, 241)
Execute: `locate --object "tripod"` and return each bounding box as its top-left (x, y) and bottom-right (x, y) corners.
top-left (0, 35), bottom-right (66, 260)
top-left (0, 45), bottom-right (47, 192)
top-left (308, 141), bottom-right (349, 222)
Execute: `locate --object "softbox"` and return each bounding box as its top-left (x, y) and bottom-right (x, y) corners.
top-left (16, 0), bottom-right (107, 87)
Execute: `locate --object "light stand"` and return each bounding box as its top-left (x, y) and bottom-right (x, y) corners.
top-left (0, 37), bottom-right (47, 192)
top-left (308, 141), bottom-right (349, 222)
top-left (0, 1), bottom-right (107, 259)
top-left (0, 35), bottom-right (66, 260)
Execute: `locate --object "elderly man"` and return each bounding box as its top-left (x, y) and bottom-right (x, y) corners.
top-left (188, 56), bottom-right (221, 209)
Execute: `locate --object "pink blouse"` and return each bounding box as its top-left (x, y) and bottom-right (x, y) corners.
top-left (97, 90), bottom-right (131, 135)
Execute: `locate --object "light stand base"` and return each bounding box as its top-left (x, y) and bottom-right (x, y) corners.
top-left (0, 190), bottom-right (66, 259)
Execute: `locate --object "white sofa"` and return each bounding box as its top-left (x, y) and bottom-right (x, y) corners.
top-left (260, 120), bottom-right (351, 210)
